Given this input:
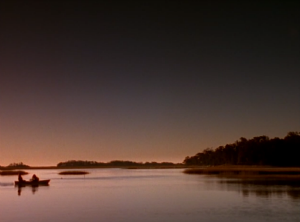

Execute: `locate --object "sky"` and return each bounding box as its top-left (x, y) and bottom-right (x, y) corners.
top-left (1, 0), bottom-right (299, 166)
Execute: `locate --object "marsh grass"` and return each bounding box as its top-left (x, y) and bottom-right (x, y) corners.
top-left (125, 166), bottom-right (186, 169)
top-left (184, 166), bottom-right (300, 178)
top-left (0, 170), bottom-right (28, 176)
top-left (58, 171), bottom-right (89, 175)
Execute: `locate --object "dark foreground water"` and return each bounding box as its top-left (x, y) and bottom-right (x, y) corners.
top-left (1, 168), bottom-right (300, 222)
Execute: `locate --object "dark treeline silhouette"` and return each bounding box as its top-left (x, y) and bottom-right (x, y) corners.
top-left (0, 162), bottom-right (30, 170)
top-left (57, 160), bottom-right (103, 167)
top-left (183, 132), bottom-right (300, 167)
top-left (57, 160), bottom-right (178, 168)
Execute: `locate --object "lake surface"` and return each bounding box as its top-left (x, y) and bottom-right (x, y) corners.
top-left (1, 168), bottom-right (300, 222)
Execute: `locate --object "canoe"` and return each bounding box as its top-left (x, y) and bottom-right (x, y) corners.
top-left (15, 179), bottom-right (50, 186)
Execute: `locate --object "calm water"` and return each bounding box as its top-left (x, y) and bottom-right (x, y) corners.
top-left (1, 168), bottom-right (300, 222)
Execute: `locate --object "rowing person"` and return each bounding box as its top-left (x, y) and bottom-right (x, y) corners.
top-left (18, 173), bottom-right (24, 182)
top-left (31, 174), bottom-right (39, 182)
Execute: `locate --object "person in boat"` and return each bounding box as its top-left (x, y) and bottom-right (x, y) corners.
top-left (18, 173), bottom-right (24, 182)
top-left (31, 174), bottom-right (39, 182)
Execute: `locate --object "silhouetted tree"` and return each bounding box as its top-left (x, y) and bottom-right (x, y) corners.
top-left (183, 132), bottom-right (300, 167)
top-left (6, 162), bottom-right (29, 169)
top-left (57, 160), bottom-right (178, 167)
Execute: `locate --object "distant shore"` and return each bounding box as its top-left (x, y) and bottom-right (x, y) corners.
top-left (0, 164), bottom-right (186, 171)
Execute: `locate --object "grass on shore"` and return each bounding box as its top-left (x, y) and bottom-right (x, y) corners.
top-left (0, 170), bottom-right (28, 176)
top-left (58, 171), bottom-right (89, 175)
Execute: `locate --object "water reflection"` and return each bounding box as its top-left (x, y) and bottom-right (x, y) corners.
top-left (1, 169), bottom-right (300, 222)
top-left (16, 184), bottom-right (49, 196)
top-left (205, 176), bottom-right (300, 200)
top-left (240, 188), bottom-right (300, 199)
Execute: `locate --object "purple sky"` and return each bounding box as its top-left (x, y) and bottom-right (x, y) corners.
top-left (1, 0), bottom-right (299, 166)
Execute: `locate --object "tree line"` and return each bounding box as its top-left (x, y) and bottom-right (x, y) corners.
top-left (183, 132), bottom-right (300, 166)
top-left (0, 162), bottom-right (30, 170)
top-left (57, 160), bottom-right (179, 167)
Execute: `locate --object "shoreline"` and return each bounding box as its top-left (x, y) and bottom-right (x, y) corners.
top-left (2, 165), bottom-right (300, 173)
top-left (0, 165), bottom-right (187, 171)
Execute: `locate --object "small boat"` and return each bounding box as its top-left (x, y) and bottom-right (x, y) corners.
top-left (15, 179), bottom-right (50, 186)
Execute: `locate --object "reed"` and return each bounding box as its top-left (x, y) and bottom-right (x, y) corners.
top-left (58, 171), bottom-right (89, 175)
